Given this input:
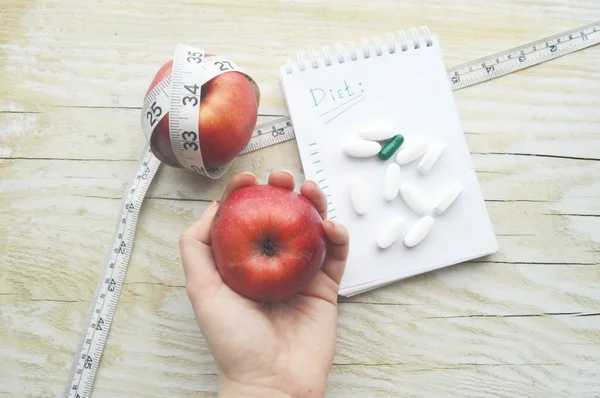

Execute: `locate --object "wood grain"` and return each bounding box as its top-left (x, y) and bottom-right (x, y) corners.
top-left (1, 0), bottom-right (600, 113)
top-left (2, 104), bottom-right (600, 161)
top-left (2, 0), bottom-right (600, 396)
top-left (2, 154), bottom-right (600, 309)
top-left (2, 294), bottom-right (600, 397)
top-left (1, 155), bottom-right (599, 289)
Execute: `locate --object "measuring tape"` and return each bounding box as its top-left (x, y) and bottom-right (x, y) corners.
top-left (448, 21), bottom-right (600, 89)
top-left (141, 45), bottom-right (261, 178)
top-left (64, 21), bottom-right (600, 397)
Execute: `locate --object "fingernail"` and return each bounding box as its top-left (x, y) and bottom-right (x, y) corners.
top-left (240, 172), bottom-right (257, 183)
top-left (324, 219), bottom-right (335, 229)
top-left (280, 169), bottom-right (294, 177)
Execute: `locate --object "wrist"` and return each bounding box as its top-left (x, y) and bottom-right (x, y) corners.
top-left (219, 378), bottom-right (292, 398)
top-left (218, 373), bottom-right (326, 398)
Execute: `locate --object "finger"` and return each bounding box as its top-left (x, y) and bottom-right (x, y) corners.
top-left (320, 219), bottom-right (350, 285)
top-left (220, 172), bottom-right (258, 202)
top-left (267, 170), bottom-right (295, 191)
top-left (179, 202), bottom-right (223, 294)
top-left (181, 201), bottom-right (219, 245)
top-left (300, 180), bottom-right (328, 220)
top-left (179, 236), bottom-right (223, 298)
top-left (298, 269), bottom-right (340, 305)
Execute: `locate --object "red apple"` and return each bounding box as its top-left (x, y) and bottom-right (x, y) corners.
top-left (145, 57), bottom-right (259, 169)
top-left (210, 184), bottom-right (327, 302)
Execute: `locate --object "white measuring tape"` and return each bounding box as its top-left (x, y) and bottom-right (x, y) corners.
top-left (64, 21), bottom-right (600, 397)
top-left (448, 21), bottom-right (600, 88)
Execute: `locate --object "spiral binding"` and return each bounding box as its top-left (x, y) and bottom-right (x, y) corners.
top-left (284, 25), bottom-right (433, 74)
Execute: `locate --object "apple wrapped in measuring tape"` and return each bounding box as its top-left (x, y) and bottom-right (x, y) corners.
top-left (145, 57), bottom-right (260, 170)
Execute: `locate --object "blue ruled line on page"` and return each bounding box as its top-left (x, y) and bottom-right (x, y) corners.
top-left (324, 96), bottom-right (367, 125)
top-left (318, 94), bottom-right (363, 118)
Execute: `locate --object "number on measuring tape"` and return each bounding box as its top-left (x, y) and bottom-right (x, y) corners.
top-left (182, 96), bottom-right (199, 106)
top-left (184, 84), bottom-right (199, 95)
top-left (187, 50), bottom-right (203, 63)
top-left (147, 102), bottom-right (162, 126)
top-left (168, 44), bottom-right (205, 173)
top-left (215, 60), bottom-right (233, 71)
top-left (141, 76), bottom-right (171, 140)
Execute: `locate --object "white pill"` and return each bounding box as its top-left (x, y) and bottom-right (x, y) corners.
top-left (404, 216), bottom-right (434, 248)
top-left (342, 139), bottom-right (381, 157)
top-left (399, 183), bottom-right (431, 215)
top-left (434, 182), bottom-right (463, 215)
top-left (383, 163), bottom-right (401, 201)
top-left (376, 216), bottom-right (405, 249)
top-left (395, 137), bottom-right (428, 165)
top-left (417, 140), bottom-right (445, 174)
top-left (359, 130), bottom-right (397, 141)
top-left (348, 177), bottom-right (368, 215)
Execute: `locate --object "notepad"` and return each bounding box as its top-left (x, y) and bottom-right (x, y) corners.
top-left (279, 26), bottom-right (498, 296)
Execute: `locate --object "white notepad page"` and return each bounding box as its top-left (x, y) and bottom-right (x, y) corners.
top-left (279, 31), bottom-right (498, 296)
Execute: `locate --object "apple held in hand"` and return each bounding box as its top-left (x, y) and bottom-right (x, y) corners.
top-left (210, 184), bottom-right (327, 302)
top-left (145, 58), bottom-right (259, 169)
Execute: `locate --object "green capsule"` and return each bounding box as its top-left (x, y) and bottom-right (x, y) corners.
top-left (378, 134), bottom-right (404, 160)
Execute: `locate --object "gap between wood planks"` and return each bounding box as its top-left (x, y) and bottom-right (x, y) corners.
top-left (1, 108), bottom-right (600, 162)
top-left (78, 195), bottom-right (600, 219)
top-left (4, 190), bottom-right (597, 225)
top-left (1, 105), bottom-right (290, 118)
top-left (3, 151), bottom-right (600, 162)
top-left (2, 290), bottom-right (599, 319)
top-left (331, 362), bottom-right (565, 368)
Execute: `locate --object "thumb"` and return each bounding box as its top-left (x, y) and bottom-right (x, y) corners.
top-left (179, 201), bottom-right (223, 300)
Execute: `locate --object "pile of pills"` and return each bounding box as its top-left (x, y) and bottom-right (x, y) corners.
top-left (343, 131), bottom-right (463, 250)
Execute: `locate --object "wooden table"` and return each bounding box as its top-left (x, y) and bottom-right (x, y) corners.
top-left (2, 1), bottom-right (600, 396)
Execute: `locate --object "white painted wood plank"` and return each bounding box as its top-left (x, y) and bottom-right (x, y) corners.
top-left (1, 0), bottom-right (600, 113)
top-left (1, 150), bottom-right (599, 206)
top-left (2, 296), bottom-right (599, 397)
top-left (1, 190), bottom-right (599, 302)
top-left (2, 106), bottom-right (600, 162)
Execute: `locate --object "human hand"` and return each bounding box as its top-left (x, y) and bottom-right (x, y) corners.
top-left (179, 171), bottom-right (350, 398)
